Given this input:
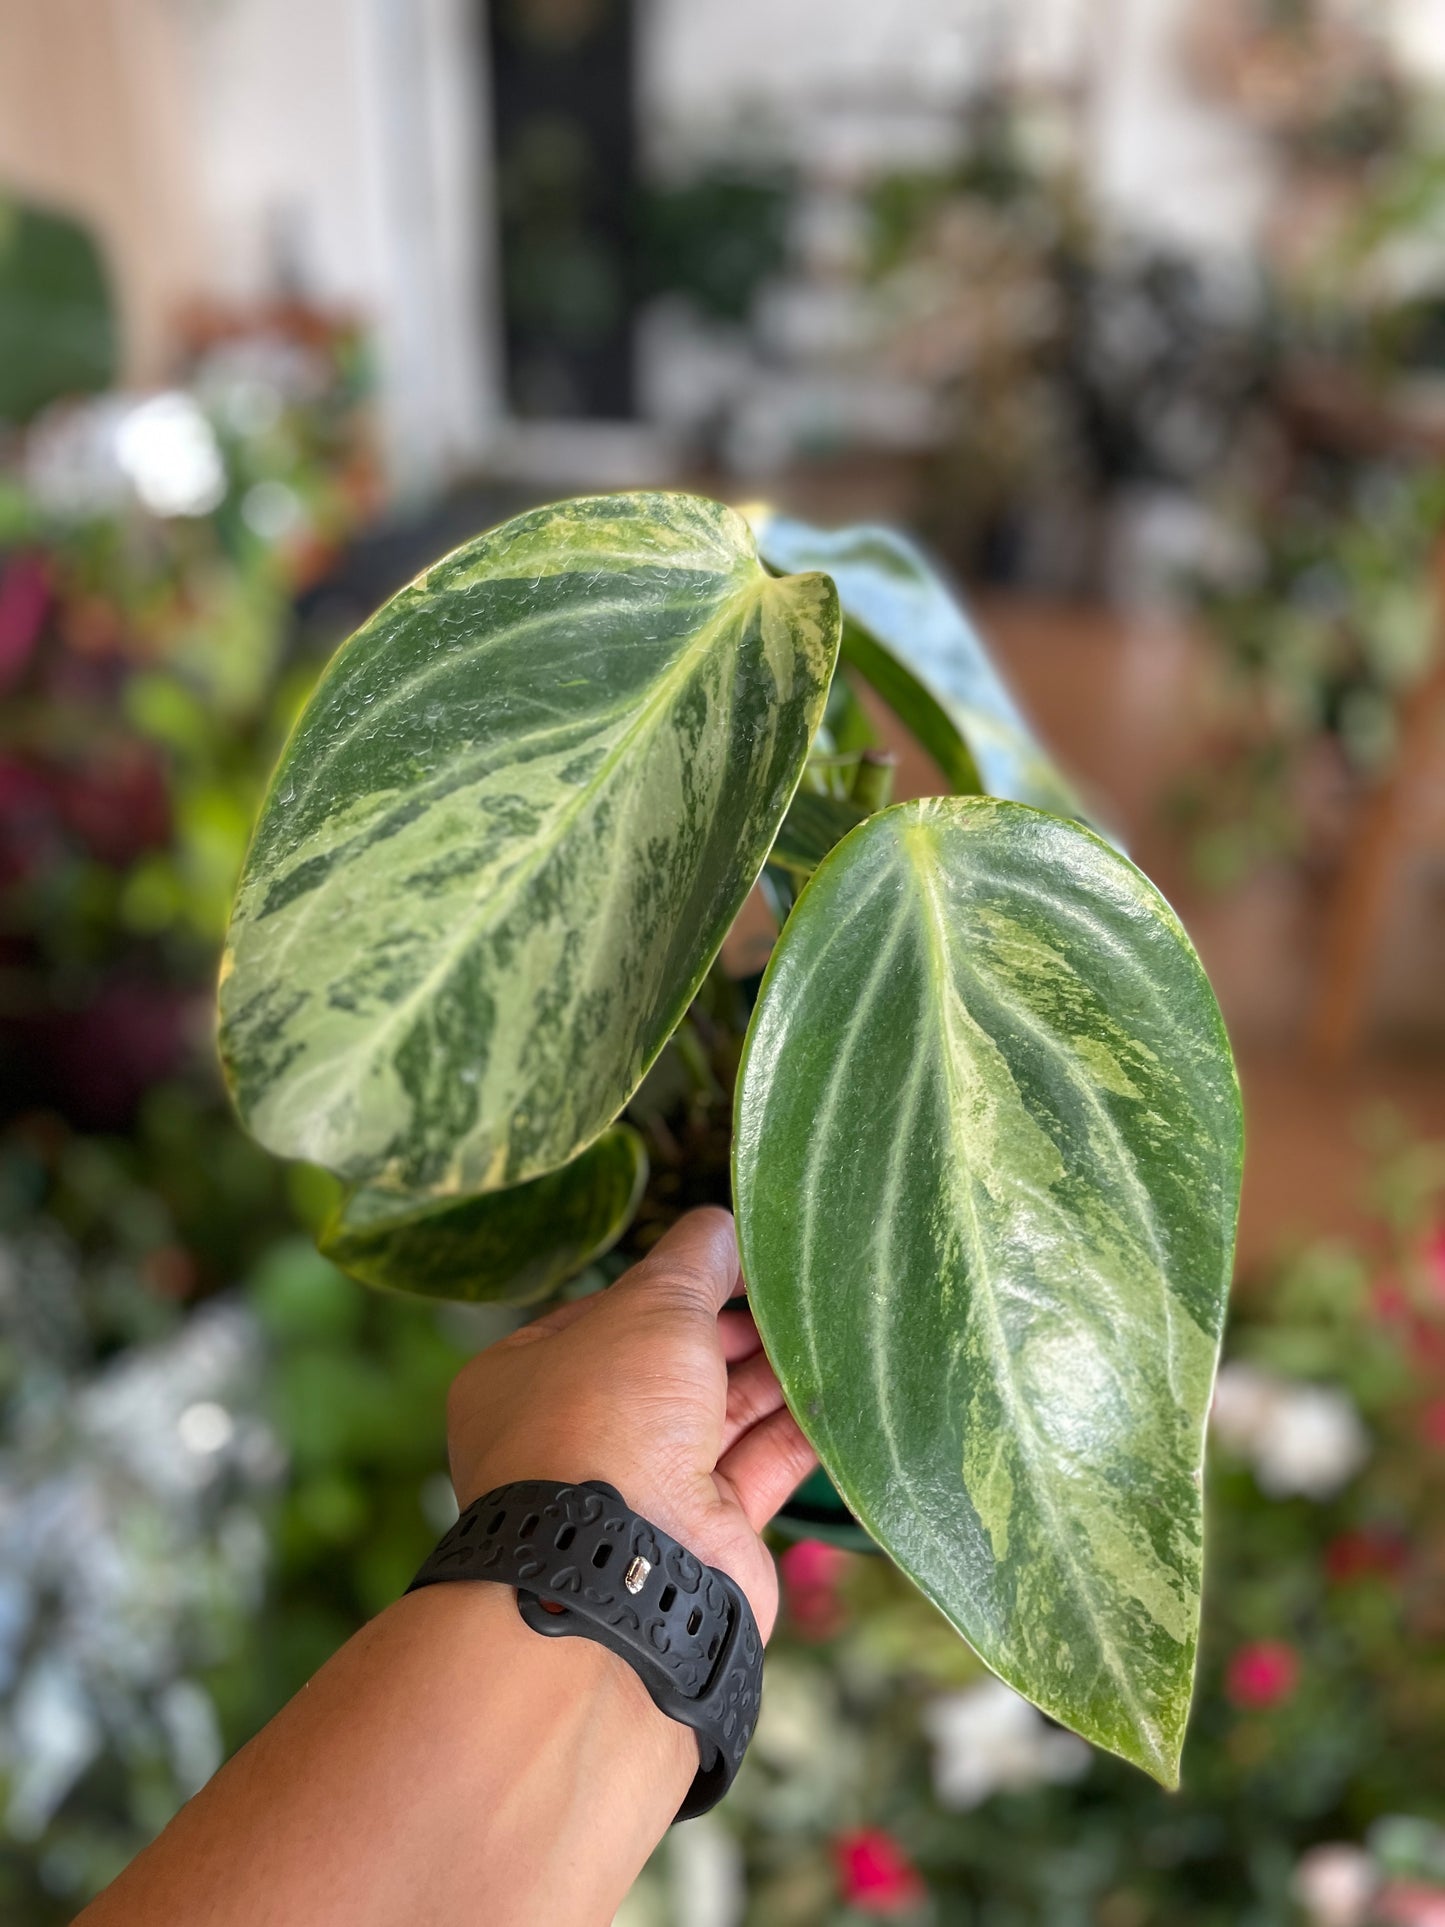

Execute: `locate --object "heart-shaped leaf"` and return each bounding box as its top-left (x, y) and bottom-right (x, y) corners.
top-left (219, 493), bottom-right (839, 1197)
top-left (320, 1125), bottom-right (646, 1304)
top-left (755, 512), bottom-right (1081, 816)
top-left (734, 798), bottom-right (1242, 1781)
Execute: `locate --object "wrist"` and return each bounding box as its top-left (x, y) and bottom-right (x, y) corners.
top-left (418, 1477), bottom-right (765, 1820)
top-left (387, 1578), bottom-right (697, 1817)
top-left (453, 1452), bottom-right (706, 1567)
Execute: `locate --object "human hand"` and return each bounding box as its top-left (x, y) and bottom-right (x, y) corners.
top-left (445, 1207), bottom-right (816, 1639)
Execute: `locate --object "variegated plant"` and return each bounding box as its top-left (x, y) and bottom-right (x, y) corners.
top-left (218, 491), bottom-right (1242, 1784)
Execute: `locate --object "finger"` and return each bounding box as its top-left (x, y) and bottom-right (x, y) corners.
top-left (716, 1406), bottom-right (818, 1533)
top-left (614, 1206), bottom-right (739, 1325)
top-left (720, 1346), bottom-right (787, 1455)
top-left (719, 1308), bottom-right (762, 1365)
top-left (500, 1291), bottom-right (603, 1347)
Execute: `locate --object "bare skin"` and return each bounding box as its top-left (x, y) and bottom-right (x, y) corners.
top-left (78, 1207), bottom-right (814, 1927)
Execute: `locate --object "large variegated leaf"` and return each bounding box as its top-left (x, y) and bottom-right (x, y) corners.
top-left (734, 797), bottom-right (1242, 1782)
top-left (320, 1126), bottom-right (646, 1304)
top-left (219, 493), bottom-right (838, 1197)
top-left (754, 511), bottom-right (1081, 817)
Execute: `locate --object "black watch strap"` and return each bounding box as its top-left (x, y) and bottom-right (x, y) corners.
top-left (406, 1478), bottom-right (763, 1822)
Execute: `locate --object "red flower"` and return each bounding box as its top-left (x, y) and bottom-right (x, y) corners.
top-left (780, 1538), bottom-right (849, 1639)
top-left (0, 756), bottom-right (57, 883)
top-left (0, 552), bottom-right (49, 693)
top-left (1420, 1400), bottom-right (1445, 1450)
top-left (1326, 1528), bottom-right (1406, 1585)
top-left (56, 747), bottom-right (171, 866)
top-left (32, 980), bottom-right (193, 1126)
top-left (834, 1829), bottom-right (926, 1916)
top-left (1226, 1641), bottom-right (1299, 1709)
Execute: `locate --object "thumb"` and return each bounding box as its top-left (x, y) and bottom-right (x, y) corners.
top-left (610, 1207), bottom-right (740, 1327)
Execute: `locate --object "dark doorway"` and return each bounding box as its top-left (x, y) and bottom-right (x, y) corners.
top-left (486, 0), bottom-right (638, 419)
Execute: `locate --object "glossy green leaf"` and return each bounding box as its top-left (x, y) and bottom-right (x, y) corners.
top-left (754, 511), bottom-right (1082, 816)
top-left (319, 1126), bottom-right (646, 1304)
top-left (734, 797), bottom-right (1242, 1781)
top-left (219, 493), bottom-right (839, 1198)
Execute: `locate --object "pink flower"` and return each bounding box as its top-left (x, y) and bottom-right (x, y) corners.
top-left (1373, 1277), bottom-right (1409, 1324)
top-left (1226, 1640), bottom-right (1299, 1709)
top-left (780, 1539), bottom-right (849, 1639)
top-left (1376, 1881), bottom-right (1445, 1927)
top-left (834, 1829), bottom-right (926, 1916)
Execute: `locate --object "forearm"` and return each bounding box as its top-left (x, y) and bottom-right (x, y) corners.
top-left (79, 1209), bottom-right (810, 1925)
top-left (78, 1582), bottom-right (695, 1927)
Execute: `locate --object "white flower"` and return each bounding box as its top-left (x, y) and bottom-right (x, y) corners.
top-left (923, 1678), bottom-right (1091, 1810)
top-left (2, 1656), bottom-right (100, 1840)
top-left (665, 1815), bottom-right (744, 1927)
top-left (115, 393), bottom-right (226, 518)
top-left (1293, 1843), bottom-right (1377, 1927)
top-left (1210, 1362), bottom-right (1281, 1452)
top-left (77, 1301), bottom-right (265, 1496)
top-left (1212, 1364), bottom-right (1369, 1500)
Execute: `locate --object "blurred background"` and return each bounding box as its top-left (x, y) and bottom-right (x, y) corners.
top-left (2, 1), bottom-right (1445, 1921)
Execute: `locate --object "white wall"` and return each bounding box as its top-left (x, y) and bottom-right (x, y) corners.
top-left (1393, 0), bottom-right (1445, 77)
top-left (1085, 0), bottom-right (1277, 261)
top-left (178, 0), bottom-right (500, 496)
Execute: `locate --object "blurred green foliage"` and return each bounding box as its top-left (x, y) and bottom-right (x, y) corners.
top-left (638, 172), bottom-right (792, 324)
top-left (1174, 466), bottom-right (1445, 889)
top-left (0, 196), bottom-right (117, 427)
top-left (1173, 110), bottom-right (1445, 889)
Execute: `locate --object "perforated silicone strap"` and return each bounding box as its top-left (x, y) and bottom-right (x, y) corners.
top-left (406, 1478), bottom-right (763, 1821)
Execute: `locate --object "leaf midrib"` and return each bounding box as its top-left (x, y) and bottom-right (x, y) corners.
top-left (905, 817), bottom-right (1172, 1776)
top-left (260, 569), bottom-right (770, 1132)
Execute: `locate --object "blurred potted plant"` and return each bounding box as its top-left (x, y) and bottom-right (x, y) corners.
top-left (862, 99), bottom-right (1269, 589)
top-left (1175, 462), bottom-right (1445, 887)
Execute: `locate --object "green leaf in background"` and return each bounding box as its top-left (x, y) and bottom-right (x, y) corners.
top-left (0, 194), bottom-right (118, 425)
top-left (754, 511), bottom-right (1082, 817)
top-left (769, 790), bottom-right (868, 880)
top-left (319, 1125), bottom-right (646, 1304)
top-left (219, 493), bottom-right (839, 1197)
top-left (734, 797), bottom-right (1242, 1782)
